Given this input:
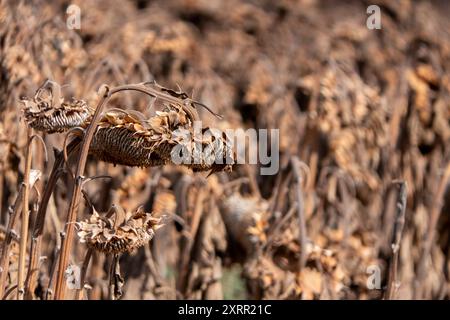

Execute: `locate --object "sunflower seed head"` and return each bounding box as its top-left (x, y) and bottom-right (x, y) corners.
top-left (76, 206), bottom-right (164, 255)
top-left (22, 83), bottom-right (92, 133)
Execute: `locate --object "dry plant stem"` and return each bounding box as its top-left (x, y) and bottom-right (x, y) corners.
top-left (109, 83), bottom-right (203, 122)
top-left (108, 254), bottom-right (122, 300)
top-left (89, 253), bottom-right (104, 300)
top-left (414, 163), bottom-right (450, 299)
top-left (144, 244), bottom-right (164, 287)
top-left (108, 256), bottom-right (115, 300)
top-left (17, 127), bottom-right (33, 300)
top-left (270, 168), bottom-right (292, 215)
top-left (291, 157), bottom-right (308, 271)
top-left (0, 185), bottom-right (24, 298)
top-left (24, 138), bottom-right (81, 299)
top-left (0, 164), bottom-right (4, 223)
top-left (54, 85), bottom-right (111, 299)
top-left (45, 240), bottom-right (62, 300)
top-left (385, 181), bottom-right (407, 300)
top-left (262, 206), bottom-right (296, 252)
top-left (245, 164), bottom-right (261, 198)
top-left (55, 82), bottom-right (189, 299)
top-left (3, 285), bottom-right (18, 300)
top-left (75, 249), bottom-right (93, 300)
top-left (178, 188), bottom-right (205, 294)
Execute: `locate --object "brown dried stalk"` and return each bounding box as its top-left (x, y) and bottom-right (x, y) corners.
top-left (17, 126), bottom-right (33, 300)
top-left (45, 234), bottom-right (63, 300)
top-left (75, 248), bottom-right (92, 300)
top-left (177, 187), bottom-right (205, 294)
top-left (414, 164), bottom-right (450, 299)
top-left (108, 254), bottom-right (123, 300)
top-left (3, 285), bottom-right (18, 300)
top-left (291, 156), bottom-right (308, 272)
top-left (0, 191), bottom-right (22, 299)
top-left (0, 169), bottom-right (40, 298)
top-left (385, 180), bottom-right (407, 300)
top-left (24, 138), bottom-right (81, 299)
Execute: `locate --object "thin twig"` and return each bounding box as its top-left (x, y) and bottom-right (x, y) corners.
top-left (291, 156), bottom-right (308, 272)
top-left (262, 205), bottom-right (296, 252)
top-left (385, 180), bottom-right (407, 300)
top-left (414, 164), bottom-right (450, 299)
top-left (75, 249), bottom-right (93, 300)
top-left (177, 187), bottom-right (205, 294)
top-left (45, 240), bottom-right (61, 300)
top-left (0, 187), bottom-right (24, 298)
top-left (0, 174), bottom-right (40, 298)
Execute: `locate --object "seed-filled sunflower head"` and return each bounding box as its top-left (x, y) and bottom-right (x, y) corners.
top-left (89, 106), bottom-right (189, 167)
top-left (76, 206), bottom-right (164, 255)
top-left (22, 80), bottom-right (92, 133)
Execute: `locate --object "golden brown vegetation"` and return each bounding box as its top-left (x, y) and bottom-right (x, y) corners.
top-left (0, 0), bottom-right (449, 300)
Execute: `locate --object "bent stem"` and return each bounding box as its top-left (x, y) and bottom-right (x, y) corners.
top-left (75, 248), bottom-right (93, 300)
top-left (291, 156), bottom-right (308, 272)
top-left (414, 163), bottom-right (450, 298)
top-left (0, 186), bottom-right (24, 298)
top-left (385, 180), bottom-right (407, 300)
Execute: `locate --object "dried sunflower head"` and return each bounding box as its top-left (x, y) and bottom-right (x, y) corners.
top-left (90, 106), bottom-right (235, 175)
top-left (77, 206), bottom-right (164, 255)
top-left (22, 81), bottom-right (92, 133)
top-left (89, 107), bottom-right (186, 167)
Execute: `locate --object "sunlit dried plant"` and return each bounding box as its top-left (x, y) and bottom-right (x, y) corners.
top-left (89, 106), bottom-right (187, 167)
top-left (77, 206), bottom-right (164, 255)
top-left (22, 81), bottom-right (92, 133)
top-left (22, 81), bottom-right (235, 175)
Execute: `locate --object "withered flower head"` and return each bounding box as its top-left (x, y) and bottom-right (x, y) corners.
top-left (76, 206), bottom-right (164, 255)
top-left (90, 106), bottom-right (235, 175)
top-left (22, 81), bottom-right (92, 133)
top-left (89, 106), bottom-right (187, 167)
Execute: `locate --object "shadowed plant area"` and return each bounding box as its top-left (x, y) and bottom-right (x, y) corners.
top-left (0, 0), bottom-right (449, 300)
